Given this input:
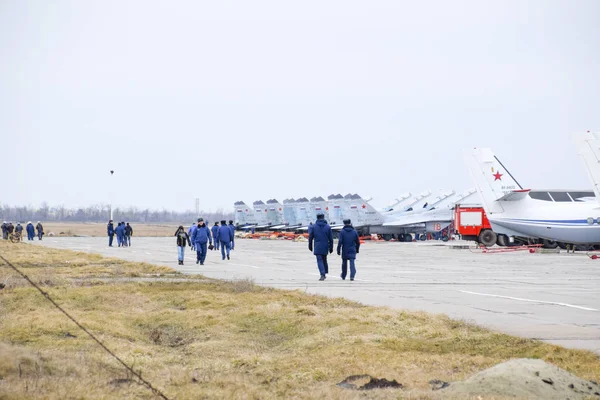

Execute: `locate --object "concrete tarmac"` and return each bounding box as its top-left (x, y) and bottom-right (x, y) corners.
top-left (31, 237), bottom-right (600, 354)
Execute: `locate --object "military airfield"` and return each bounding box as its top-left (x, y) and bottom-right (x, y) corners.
top-left (32, 237), bottom-right (600, 354)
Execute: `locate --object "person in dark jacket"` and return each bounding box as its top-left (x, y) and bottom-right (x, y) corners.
top-left (307, 222), bottom-right (314, 236)
top-left (115, 222), bottom-right (124, 247)
top-left (107, 220), bottom-right (115, 246)
top-left (188, 222), bottom-right (197, 250)
top-left (7, 223), bottom-right (14, 235)
top-left (308, 213), bottom-right (333, 281)
top-left (26, 222), bottom-right (35, 241)
top-left (216, 220), bottom-right (234, 260)
top-left (228, 220), bottom-right (235, 250)
top-left (211, 222), bottom-right (220, 251)
top-left (175, 226), bottom-right (191, 265)
top-left (191, 219), bottom-right (212, 265)
top-left (337, 219), bottom-right (360, 281)
top-left (36, 221), bottom-right (44, 240)
top-left (1, 222), bottom-right (7, 240)
top-left (15, 223), bottom-right (23, 241)
top-left (125, 223), bottom-right (133, 247)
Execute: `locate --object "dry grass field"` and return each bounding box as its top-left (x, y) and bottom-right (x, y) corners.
top-left (38, 222), bottom-right (180, 237)
top-left (1, 240), bottom-right (599, 399)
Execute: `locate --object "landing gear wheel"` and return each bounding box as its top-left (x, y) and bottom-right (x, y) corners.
top-left (420, 235), bottom-right (427, 241)
top-left (542, 239), bottom-right (559, 249)
top-left (496, 234), bottom-right (509, 247)
top-left (404, 234), bottom-right (413, 242)
top-left (557, 242), bottom-right (567, 250)
top-left (382, 234), bottom-right (392, 242)
top-left (397, 234), bottom-right (405, 242)
top-left (479, 230), bottom-right (497, 247)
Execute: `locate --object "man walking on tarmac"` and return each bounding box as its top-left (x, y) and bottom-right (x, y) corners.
top-left (216, 219), bottom-right (234, 260)
top-left (211, 222), bottom-right (220, 251)
top-left (337, 219), bottom-right (360, 281)
top-left (228, 220), bottom-right (235, 250)
top-left (191, 218), bottom-right (212, 265)
top-left (107, 220), bottom-right (115, 246)
top-left (308, 213), bottom-right (333, 281)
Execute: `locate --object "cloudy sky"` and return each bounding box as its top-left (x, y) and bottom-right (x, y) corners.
top-left (2, 0), bottom-right (599, 212)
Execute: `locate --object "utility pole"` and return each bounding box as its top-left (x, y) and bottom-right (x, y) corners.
top-left (109, 170), bottom-right (114, 220)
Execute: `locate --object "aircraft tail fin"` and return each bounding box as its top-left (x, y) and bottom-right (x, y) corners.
top-left (465, 148), bottom-right (523, 215)
top-left (573, 132), bottom-right (600, 206)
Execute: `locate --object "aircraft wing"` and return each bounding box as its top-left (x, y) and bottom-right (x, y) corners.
top-left (496, 189), bottom-right (530, 202)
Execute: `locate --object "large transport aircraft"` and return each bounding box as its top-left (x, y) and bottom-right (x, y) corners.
top-left (466, 139), bottom-right (600, 248)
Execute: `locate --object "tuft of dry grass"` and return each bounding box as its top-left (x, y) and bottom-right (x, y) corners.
top-left (0, 241), bottom-right (599, 399)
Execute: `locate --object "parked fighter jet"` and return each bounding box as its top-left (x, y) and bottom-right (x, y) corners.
top-left (382, 191), bottom-right (432, 215)
top-left (233, 201), bottom-right (257, 228)
top-left (309, 197), bottom-right (329, 222)
top-left (382, 189), bottom-right (477, 241)
top-left (266, 199), bottom-right (285, 228)
top-left (251, 200), bottom-right (272, 230)
top-left (466, 142), bottom-right (600, 246)
top-left (380, 193), bottom-right (412, 212)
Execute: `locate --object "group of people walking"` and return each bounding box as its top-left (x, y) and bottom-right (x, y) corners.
top-left (106, 220), bottom-right (133, 247)
top-left (175, 219), bottom-right (235, 265)
top-left (308, 214), bottom-right (360, 281)
top-left (1, 221), bottom-right (44, 241)
top-left (105, 214), bottom-right (360, 281)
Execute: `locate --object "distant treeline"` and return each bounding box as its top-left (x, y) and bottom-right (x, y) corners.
top-left (0, 203), bottom-right (233, 224)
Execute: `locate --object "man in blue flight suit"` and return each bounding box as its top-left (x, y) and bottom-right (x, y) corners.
top-left (337, 219), bottom-right (360, 281)
top-left (216, 219), bottom-right (234, 260)
top-left (107, 220), bottom-right (115, 247)
top-left (188, 220), bottom-right (198, 250)
top-left (211, 222), bottom-right (220, 251)
top-left (115, 222), bottom-right (124, 247)
top-left (192, 218), bottom-right (212, 265)
top-left (308, 213), bottom-right (333, 281)
top-left (26, 222), bottom-right (35, 241)
top-left (228, 220), bottom-right (235, 250)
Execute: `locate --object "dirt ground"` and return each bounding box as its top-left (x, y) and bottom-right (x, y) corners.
top-left (38, 222), bottom-right (180, 237)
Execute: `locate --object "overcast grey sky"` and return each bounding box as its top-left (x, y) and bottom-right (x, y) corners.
top-left (2, 0), bottom-right (599, 212)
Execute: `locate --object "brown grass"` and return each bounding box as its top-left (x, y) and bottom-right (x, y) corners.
top-left (39, 222), bottom-right (180, 237)
top-left (0, 240), bottom-right (599, 399)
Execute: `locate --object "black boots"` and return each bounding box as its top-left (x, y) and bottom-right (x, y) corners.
top-left (319, 275), bottom-right (326, 281)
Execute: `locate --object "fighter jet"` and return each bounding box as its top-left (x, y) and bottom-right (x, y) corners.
top-left (233, 201), bottom-right (257, 228)
top-left (265, 199), bottom-right (286, 229)
top-left (309, 196), bottom-right (330, 222)
top-left (382, 191), bottom-right (432, 215)
top-left (465, 140), bottom-right (600, 247)
top-left (251, 200), bottom-right (272, 230)
top-left (380, 193), bottom-right (412, 212)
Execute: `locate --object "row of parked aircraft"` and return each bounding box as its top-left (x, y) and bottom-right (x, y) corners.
top-left (235, 132), bottom-right (600, 248)
top-left (466, 132), bottom-right (600, 248)
top-left (234, 189), bottom-right (478, 242)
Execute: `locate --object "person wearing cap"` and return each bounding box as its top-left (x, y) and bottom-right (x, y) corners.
top-left (26, 222), bottom-right (35, 241)
top-left (216, 219), bottom-right (234, 260)
top-left (211, 222), bottom-right (220, 251)
top-left (228, 220), bottom-right (236, 250)
top-left (36, 221), bottom-right (44, 240)
top-left (308, 213), bottom-right (333, 281)
top-left (174, 225), bottom-right (191, 265)
top-left (191, 218), bottom-right (212, 265)
top-left (337, 219), bottom-right (360, 281)
top-left (107, 220), bottom-right (115, 246)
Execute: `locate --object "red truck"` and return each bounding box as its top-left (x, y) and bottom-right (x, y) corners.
top-left (453, 205), bottom-right (498, 246)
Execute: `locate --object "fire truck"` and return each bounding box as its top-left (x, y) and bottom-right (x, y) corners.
top-left (453, 205), bottom-right (497, 246)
